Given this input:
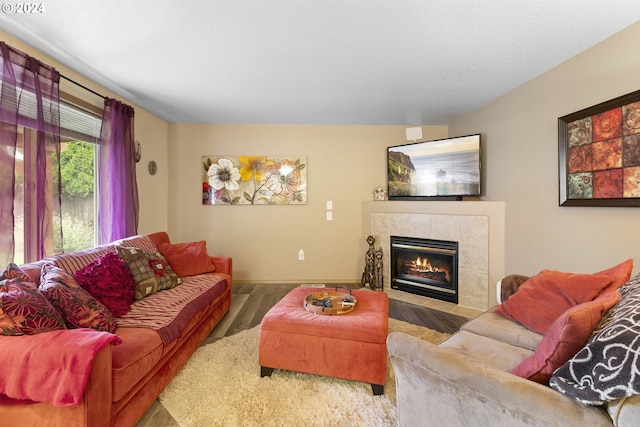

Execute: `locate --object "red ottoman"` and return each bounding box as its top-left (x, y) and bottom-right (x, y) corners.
top-left (258, 286), bottom-right (389, 394)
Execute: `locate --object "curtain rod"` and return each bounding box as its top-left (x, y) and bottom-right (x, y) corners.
top-left (60, 74), bottom-right (107, 101)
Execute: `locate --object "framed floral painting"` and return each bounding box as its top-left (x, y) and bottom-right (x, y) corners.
top-left (559, 89), bottom-right (640, 207)
top-left (202, 155), bottom-right (307, 205)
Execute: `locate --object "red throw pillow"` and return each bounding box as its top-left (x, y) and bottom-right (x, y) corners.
top-left (594, 258), bottom-right (634, 296)
top-left (39, 264), bottom-right (117, 333)
top-left (157, 241), bottom-right (216, 277)
top-left (495, 270), bottom-right (614, 334)
top-left (75, 251), bottom-right (135, 317)
top-left (0, 278), bottom-right (66, 335)
top-left (512, 291), bottom-right (620, 384)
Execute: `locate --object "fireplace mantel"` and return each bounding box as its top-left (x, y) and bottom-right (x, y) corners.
top-left (361, 201), bottom-right (505, 312)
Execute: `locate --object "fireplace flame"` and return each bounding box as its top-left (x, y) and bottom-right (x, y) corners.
top-left (408, 256), bottom-right (450, 282)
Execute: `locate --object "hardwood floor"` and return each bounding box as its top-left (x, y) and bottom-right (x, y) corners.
top-left (135, 283), bottom-right (469, 427)
top-left (388, 296), bottom-right (468, 333)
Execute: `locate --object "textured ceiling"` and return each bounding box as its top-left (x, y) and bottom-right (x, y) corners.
top-left (1, 1), bottom-right (640, 125)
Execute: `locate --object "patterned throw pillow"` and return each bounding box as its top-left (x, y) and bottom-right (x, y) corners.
top-left (39, 264), bottom-right (117, 333)
top-left (0, 263), bottom-right (32, 282)
top-left (75, 251), bottom-right (135, 317)
top-left (116, 246), bottom-right (181, 300)
top-left (115, 234), bottom-right (159, 254)
top-left (550, 273), bottom-right (640, 405)
top-left (0, 278), bottom-right (66, 335)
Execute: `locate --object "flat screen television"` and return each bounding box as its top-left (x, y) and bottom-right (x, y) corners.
top-left (387, 134), bottom-right (481, 200)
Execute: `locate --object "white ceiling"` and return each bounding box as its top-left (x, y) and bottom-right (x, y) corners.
top-left (1, 1), bottom-right (640, 125)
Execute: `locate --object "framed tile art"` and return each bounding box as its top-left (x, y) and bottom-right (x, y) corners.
top-left (559, 89), bottom-right (640, 206)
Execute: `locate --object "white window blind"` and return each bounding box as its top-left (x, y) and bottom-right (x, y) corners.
top-left (60, 100), bottom-right (102, 143)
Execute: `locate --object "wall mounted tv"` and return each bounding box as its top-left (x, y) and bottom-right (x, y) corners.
top-left (387, 134), bottom-right (481, 200)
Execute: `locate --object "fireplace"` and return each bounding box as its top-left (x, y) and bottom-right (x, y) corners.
top-left (390, 236), bottom-right (458, 304)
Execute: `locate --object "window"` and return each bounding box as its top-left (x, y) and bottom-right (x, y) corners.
top-left (11, 93), bottom-right (102, 264)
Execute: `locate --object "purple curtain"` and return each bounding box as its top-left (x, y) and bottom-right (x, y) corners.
top-left (98, 98), bottom-right (138, 244)
top-left (0, 42), bottom-right (61, 264)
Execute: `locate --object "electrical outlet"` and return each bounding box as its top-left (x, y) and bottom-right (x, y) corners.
top-left (298, 249), bottom-right (305, 260)
top-left (326, 211), bottom-right (333, 221)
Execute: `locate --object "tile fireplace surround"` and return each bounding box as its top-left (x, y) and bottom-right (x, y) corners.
top-left (361, 201), bottom-right (505, 316)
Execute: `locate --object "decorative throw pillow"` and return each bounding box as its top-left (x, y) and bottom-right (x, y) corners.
top-left (115, 234), bottom-right (159, 254)
top-left (511, 291), bottom-right (620, 384)
top-left (53, 246), bottom-right (113, 276)
top-left (157, 241), bottom-right (216, 277)
top-left (39, 264), bottom-right (116, 333)
top-left (0, 278), bottom-right (66, 335)
top-left (0, 263), bottom-right (32, 282)
top-left (116, 246), bottom-right (181, 300)
top-left (75, 251), bottom-right (135, 317)
top-left (550, 273), bottom-right (640, 405)
top-left (494, 269), bottom-right (614, 334)
top-left (13, 262), bottom-right (43, 284)
top-left (0, 280), bottom-right (22, 335)
top-left (594, 258), bottom-right (634, 296)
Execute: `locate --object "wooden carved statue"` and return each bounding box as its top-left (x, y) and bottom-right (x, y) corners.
top-left (373, 247), bottom-right (384, 291)
top-left (361, 234), bottom-right (376, 288)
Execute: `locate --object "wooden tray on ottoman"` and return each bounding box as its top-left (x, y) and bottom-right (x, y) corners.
top-left (303, 288), bottom-right (357, 315)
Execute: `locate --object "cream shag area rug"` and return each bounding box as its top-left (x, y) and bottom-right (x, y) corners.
top-left (159, 318), bottom-right (450, 427)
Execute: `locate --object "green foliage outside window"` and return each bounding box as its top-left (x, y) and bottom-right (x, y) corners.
top-left (54, 141), bottom-right (95, 252)
top-left (57, 141), bottom-right (94, 198)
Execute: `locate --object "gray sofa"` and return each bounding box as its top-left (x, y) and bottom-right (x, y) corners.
top-left (388, 275), bottom-right (640, 426)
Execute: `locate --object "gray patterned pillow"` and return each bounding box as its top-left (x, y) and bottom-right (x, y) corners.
top-left (116, 246), bottom-right (181, 300)
top-left (549, 273), bottom-right (640, 405)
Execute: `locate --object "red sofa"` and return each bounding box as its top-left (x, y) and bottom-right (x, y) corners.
top-left (0, 232), bottom-right (232, 427)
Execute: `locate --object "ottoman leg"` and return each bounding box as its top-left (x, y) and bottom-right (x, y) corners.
top-left (260, 366), bottom-right (273, 377)
top-left (371, 384), bottom-right (384, 395)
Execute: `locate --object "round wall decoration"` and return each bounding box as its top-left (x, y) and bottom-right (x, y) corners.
top-left (148, 160), bottom-right (157, 175)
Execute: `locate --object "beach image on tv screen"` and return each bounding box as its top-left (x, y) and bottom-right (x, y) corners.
top-left (388, 135), bottom-right (480, 197)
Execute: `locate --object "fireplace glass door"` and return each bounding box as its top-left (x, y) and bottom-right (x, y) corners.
top-left (390, 236), bottom-right (458, 304)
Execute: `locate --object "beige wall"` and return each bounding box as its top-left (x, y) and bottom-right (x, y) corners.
top-left (167, 124), bottom-right (447, 283)
top-left (450, 22), bottom-right (640, 277)
top-left (134, 113), bottom-right (169, 235)
top-left (8, 19), bottom-right (640, 282)
top-left (0, 30), bottom-right (170, 235)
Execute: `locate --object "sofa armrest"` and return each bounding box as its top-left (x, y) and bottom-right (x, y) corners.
top-left (606, 396), bottom-right (640, 426)
top-left (387, 332), bottom-right (612, 427)
top-left (76, 342), bottom-right (113, 427)
top-left (0, 341), bottom-right (112, 427)
top-left (496, 274), bottom-right (530, 304)
top-left (211, 256), bottom-right (232, 281)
